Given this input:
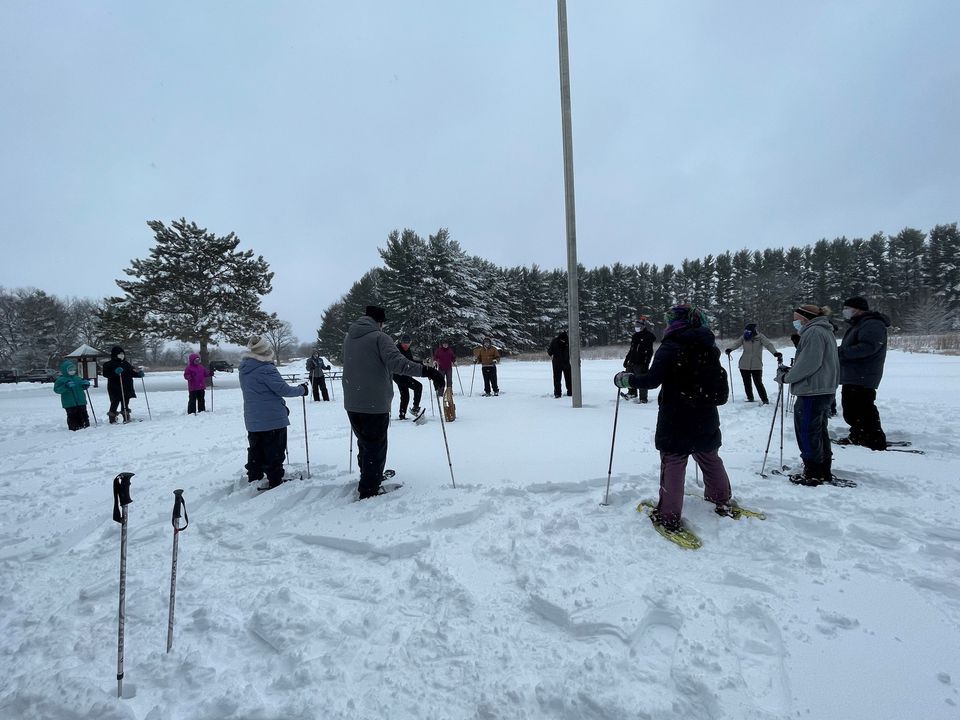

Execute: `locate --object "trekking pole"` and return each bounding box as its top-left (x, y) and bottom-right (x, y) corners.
top-left (140, 376), bottom-right (152, 420)
top-left (433, 382), bottom-right (456, 488)
top-left (349, 429), bottom-right (353, 474)
top-left (759, 384), bottom-right (782, 477)
top-left (112, 471), bottom-right (134, 698)
top-left (455, 365), bottom-right (464, 396)
top-left (469, 362), bottom-right (476, 397)
top-left (727, 354), bottom-right (735, 402)
top-left (779, 372), bottom-right (785, 470)
top-left (85, 387), bottom-right (98, 426)
top-left (119, 372), bottom-right (128, 422)
top-left (601, 389), bottom-right (622, 506)
top-left (301, 395), bottom-right (311, 479)
top-left (166, 489), bottom-right (188, 653)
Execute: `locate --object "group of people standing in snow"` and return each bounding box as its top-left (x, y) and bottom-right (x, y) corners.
top-left (49, 294), bottom-right (892, 523)
top-left (612, 295), bottom-right (890, 533)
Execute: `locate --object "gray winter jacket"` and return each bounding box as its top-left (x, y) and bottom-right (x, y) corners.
top-left (838, 311), bottom-right (890, 389)
top-left (727, 333), bottom-right (779, 370)
top-left (342, 316), bottom-right (426, 414)
top-left (782, 317), bottom-right (839, 397)
top-left (238, 357), bottom-right (305, 432)
top-left (306, 353), bottom-right (330, 380)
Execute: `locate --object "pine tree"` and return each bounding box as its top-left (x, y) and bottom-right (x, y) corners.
top-left (110, 218), bottom-right (273, 363)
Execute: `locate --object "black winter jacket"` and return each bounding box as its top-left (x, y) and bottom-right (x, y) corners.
top-left (102, 347), bottom-right (143, 403)
top-left (547, 333), bottom-right (571, 368)
top-left (625, 329), bottom-right (656, 368)
top-left (628, 326), bottom-right (723, 454)
top-left (839, 311), bottom-right (890, 389)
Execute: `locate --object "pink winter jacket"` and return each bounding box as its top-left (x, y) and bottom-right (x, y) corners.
top-left (184, 354), bottom-right (212, 391)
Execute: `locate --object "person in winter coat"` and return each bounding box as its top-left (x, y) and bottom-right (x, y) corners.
top-left (473, 337), bottom-right (501, 396)
top-left (623, 316), bottom-right (656, 402)
top-left (724, 323), bottom-right (782, 404)
top-left (613, 304), bottom-right (733, 532)
top-left (183, 353), bottom-right (213, 414)
top-left (433, 340), bottom-right (457, 389)
top-left (837, 296), bottom-right (890, 450)
top-left (547, 330), bottom-right (572, 398)
top-left (239, 335), bottom-right (309, 491)
top-left (343, 306), bottom-right (445, 499)
top-left (54, 360), bottom-right (91, 431)
top-left (776, 304), bottom-right (839, 485)
top-left (101, 345), bottom-right (144, 423)
top-left (393, 334), bottom-right (424, 420)
top-left (306, 350), bottom-right (331, 402)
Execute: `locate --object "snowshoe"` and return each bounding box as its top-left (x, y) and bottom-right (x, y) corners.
top-left (637, 500), bottom-right (702, 549)
top-left (412, 407), bottom-right (427, 425)
top-left (256, 478), bottom-right (285, 492)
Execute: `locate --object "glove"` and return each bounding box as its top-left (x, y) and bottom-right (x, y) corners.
top-left (724, 348), bottom-right (732, 356)
top-left (422, 365), bottom-right (445, 392)
top-left (114, 367), bottom-right (124, 375)
top-left (613, 371), bottom-right (632, 389)
top-left (775, 366), bottom-right (789, 385)
top-left (299, 382), bottom-right (309, 396)
top-left (774, 352), bottom-right (783, 360)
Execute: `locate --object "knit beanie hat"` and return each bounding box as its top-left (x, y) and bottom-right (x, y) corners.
top-left (365, 305), bottom-right (387, 323)
top-left (795, 304), bottom-right (825, 320)
top-left (664, 304), bottom-right (710, 335)
top-left (400, 334), bottom-right (412, 344)
top-left (843, 296), bottom-right (869, 311)
top-left (244, 335), bottom-right (275, 362)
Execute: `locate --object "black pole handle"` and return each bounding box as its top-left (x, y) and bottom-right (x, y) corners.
top-left (171, 489), bottom-right (189, 532)
top-left (112, 472), bottom-right (135, 523)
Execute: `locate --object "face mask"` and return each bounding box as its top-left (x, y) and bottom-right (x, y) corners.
top-left (792, 319), bottom-right (803, 331)
top-left (842, 308), bottom-right (854, 320)
top-left (634, 326), bottom-right (643, 333)
top-left (117, 353), bottom-right (125, 360)
top-left (67, 369), bottom-right (77, 376)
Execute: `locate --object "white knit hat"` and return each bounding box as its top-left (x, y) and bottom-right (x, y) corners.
top-left (244, 335), bottom-right (275, 362)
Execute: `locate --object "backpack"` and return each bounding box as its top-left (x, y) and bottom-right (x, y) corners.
top-left (675, 342), bottom-right (729, 407)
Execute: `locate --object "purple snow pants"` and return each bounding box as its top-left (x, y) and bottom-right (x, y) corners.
top-left (657, 450), bottom-right (732, 528)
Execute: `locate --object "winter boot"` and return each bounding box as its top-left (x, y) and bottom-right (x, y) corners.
top-left (122, 410), bottom-right (132, 424)
top-left (108, 411), bottom-right (118, 425)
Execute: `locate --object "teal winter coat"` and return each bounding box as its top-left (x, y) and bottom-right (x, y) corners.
top-left (54, 361), bottom-right (90, 409)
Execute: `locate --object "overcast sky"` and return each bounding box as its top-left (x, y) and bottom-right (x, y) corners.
top-left (2, 1), bottom-right (958, 341)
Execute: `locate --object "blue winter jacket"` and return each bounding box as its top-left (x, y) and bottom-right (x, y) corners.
top-left (53, 360), bottom-right (90, 409)
top-left (238, 357), bottom-right (305, 432)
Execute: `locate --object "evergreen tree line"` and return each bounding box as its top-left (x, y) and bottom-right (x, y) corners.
top-left (317, 223), bottom-right (960, 360)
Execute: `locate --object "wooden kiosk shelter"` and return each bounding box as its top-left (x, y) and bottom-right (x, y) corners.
top-left (65, 344), bottom-right (106, 388)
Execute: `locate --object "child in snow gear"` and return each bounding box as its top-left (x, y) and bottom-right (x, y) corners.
top-left (306, 350), bottom-right (331, 401)
top-left (547, 330), bottom-right (572, 397)
top-left (342, 306), bottom-right (445, 499)
top-left (183, 353), bottom-right (213, 414)
top-left (54, 360), bottom-right (91, 430)
top-left (624, 316), bottom-right (656, 401)
top-left (102, 346), bottom-right (144, 423)
top-left (777, 305), bottom-right (839, 484)
top-left (238, 335), bottom-right (309, 491)
top-left (725, 323), bottom-right (782, 404)
top-left (612, 304), bottom-right (733, 532)
top-left (433, 340), bottom-right (457, 389)
top-left (473, 337), bottom-right (501, 395)
top-left (837, 296), bottom-right (890, 450)
top-left (393, 334), bottom-right (423, 419)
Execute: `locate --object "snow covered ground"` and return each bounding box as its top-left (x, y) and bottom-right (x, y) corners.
top-left (1, 349), bottom-right (959, 720)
